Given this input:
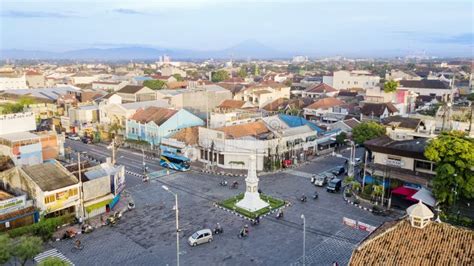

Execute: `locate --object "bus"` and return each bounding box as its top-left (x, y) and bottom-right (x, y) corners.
top-left (160, 152), bottom-right (191, 171)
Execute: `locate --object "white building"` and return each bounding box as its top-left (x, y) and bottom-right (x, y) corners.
top-left (233, 83), bottom-right (291, 108)
top-left (324, 70), bottom-right (380, 90)
top-left (0, 74), bottom-right (28, 90)
top-left (0, 112), bottom-right (36, 135)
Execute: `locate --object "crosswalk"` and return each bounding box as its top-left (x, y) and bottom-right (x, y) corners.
top-left (34, 249), bottom-right (74, 265)
top-left (285, 169), bottom-right (315, 179)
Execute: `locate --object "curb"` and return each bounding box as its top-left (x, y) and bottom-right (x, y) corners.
top-left (214, 201), bottom-right (291, 223)
top-left (343, 188), bottom-right (373, 213)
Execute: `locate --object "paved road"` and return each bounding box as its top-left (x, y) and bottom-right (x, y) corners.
top-left (56, 141), bottom-right (391, 265)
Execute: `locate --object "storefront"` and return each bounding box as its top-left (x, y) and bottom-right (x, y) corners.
top-left (85, 194), bottom-right (114, 218)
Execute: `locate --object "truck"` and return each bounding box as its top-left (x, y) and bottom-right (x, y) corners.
top-left (326, 178), bottom-right (342, 193)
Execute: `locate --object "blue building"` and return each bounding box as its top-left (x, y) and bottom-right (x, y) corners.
top-left (126, 107), bottom-right (204, 146)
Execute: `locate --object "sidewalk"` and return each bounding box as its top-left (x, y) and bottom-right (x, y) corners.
top-left (52, 191), bottom-right (134, 241)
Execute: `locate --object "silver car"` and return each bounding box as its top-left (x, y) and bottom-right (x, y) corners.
top-left (188, 229), bottom-right (213, 246)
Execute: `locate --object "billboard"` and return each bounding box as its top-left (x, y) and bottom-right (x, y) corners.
top-left (0, 195), bottom-right (27, 215)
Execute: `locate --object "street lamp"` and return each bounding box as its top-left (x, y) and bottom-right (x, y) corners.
top-left (301, 214), bottom-right (306, 266)
top-left (162, 185), bottom-right (180, 266)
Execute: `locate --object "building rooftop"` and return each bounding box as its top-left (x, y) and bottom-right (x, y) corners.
top-left (364, 136), bottom-right (429, 160)
top-left (277, 114), bottom-right (323, 132)
top-left (120, 100), bottom-right (170, 110)
top-left (305, 83), bottom-right (337, 93)
top-left (349, 219), bottom-right (474, 266)
top-left (22, 161), bottom-right (78, 191)
top-left (216, 121), bottom-right (270, 139)
top-left (117, 85), bottom-right (145, 94)
top-left (382, 115), bottom-right (421, 130)
top-left (306, 97), bottom-right (345, 110)
top-left (399, 79), bottom-right (450, 89)
top-left (217, 99), bottom-right (246, 109)
top-left (0, 131), bottom-right (40, 142)
top-left (361, 102), bottom-right (398, 116)
top-left (0, 86), bottom-right (79, 101)
top-left (0, 190), bottom-right (14, 201)
top-left (342, 118), bottom-right (361, 129)
top-left (130, 106), bottom-right (178, 126)
top-left (170, 126), bottom-right (199, 145)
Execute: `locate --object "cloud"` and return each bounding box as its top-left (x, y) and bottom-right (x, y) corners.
top-left (1, 10), bottom-right (75, 18)
top-left (113, 8), bottom-right (145, 15)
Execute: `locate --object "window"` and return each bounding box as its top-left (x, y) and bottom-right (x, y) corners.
top-left (415, 160), bottom-right (432, 171)
top-left (69, 188), bottom-right (78, 197)
top-left (44, 194), bottom-right (55, 204)
top-left (219, 154), bottom-right (224, 164)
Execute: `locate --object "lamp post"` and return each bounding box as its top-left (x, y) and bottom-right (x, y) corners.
top-left (162, 185), bottom-right (179, 266)
top-left (77, 152), bottom-right (87, 222)
top-left (301, 214), bottom-right (306, 266)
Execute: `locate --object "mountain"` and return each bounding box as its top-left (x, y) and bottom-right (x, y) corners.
top-left (0, 41), bottom-right (290, 60)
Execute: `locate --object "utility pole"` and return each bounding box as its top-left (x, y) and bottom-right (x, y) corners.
top-left (77, 152), bottom-right (86, 222)
top-left (301, 214), bottom-right (306, 266)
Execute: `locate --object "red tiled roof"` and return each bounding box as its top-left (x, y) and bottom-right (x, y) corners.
top-left (216, 121), bottom-right (270, 139)
top-left (305, 97), bottom-right (345, 110)
top-left (217, 99), bottom-right (246, 109)
top-left (131, 107), bottom-right (177, 126)
top-left (306, 83), bottom-right (337, 93)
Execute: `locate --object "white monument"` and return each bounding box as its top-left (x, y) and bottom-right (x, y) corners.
top-left (236, 155), bottom-right (269, 212)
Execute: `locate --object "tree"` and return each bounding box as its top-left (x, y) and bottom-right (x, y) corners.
top-left (143, 79), bottom-right (166, 90)
top-left (424, 131), bottom-right (474, 206)
top-left (14, 236), bottom-right (42, 266)
top-left (352, 121), bottom-right (386, 145)
top-left (211, 70), bottom-right (229, 83)
top-left (108, 120), bottom-right (123, 139)
top-left (172, 74), bottom-right (184, 82)
top-left (284, 79), bottom-right (293, 87)
top-left (335, 132), bottom-right (347, 145)
top-left (343, 176), bottom-right (361, 193)
top-left (38, 257), bottom-right (69, 266)
top-left (467, 93), bottom-right (474, 102)
top-left (143, 69), bottom-right (155, 75)
top-left (0, 235), bottom-right (12, 265)
top-left (237, 67), bottom-right (247, 79)
top-left (383, 80), bottom-right (399, 93)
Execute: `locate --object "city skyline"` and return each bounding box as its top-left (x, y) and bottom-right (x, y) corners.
top-left (1, 0), bottom-right (473, 58)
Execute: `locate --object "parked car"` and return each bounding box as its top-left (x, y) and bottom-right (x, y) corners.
top-left (331, 166), bottom-right (345, 176)
top-left (67, 134), bottom-right (81, 141)
top-left (81, 137), bottom-right (92, 144)
top-left (326, 178), bottom-right (342, 193)
top-left (188, 229), bottom-right (213, 246)
top-left (314, 175), bottom-right (327, 187)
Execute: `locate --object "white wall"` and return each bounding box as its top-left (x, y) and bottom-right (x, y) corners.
top-left (0, 112), bottom-right (36, 135)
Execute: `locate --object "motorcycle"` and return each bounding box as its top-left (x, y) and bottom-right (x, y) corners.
top-left (214, 227), bottom-right (224, 235)
top-left (276, 211), bottom-right (284, 219)
top-left (219, 180), bottom-right (228, 186)
top-left (81, 224), bottom-right (94, 234)
top-left (251, 217), bottom-right (260, 226)
top-left (231, 181), bottom-right (239, 189)
top-left (300, 195), bottom-right (307, 202)
top-left (128, 202), bottom-right (135, 210)
top-left (313, 192), bottom-right (319, 200)
top-left (238, 227), bottom-right (249, 239)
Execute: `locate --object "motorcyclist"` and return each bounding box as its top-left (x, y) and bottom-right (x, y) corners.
top-left (313, 191), bottom-right (319, 199)
top-left (75, 239), bottom-right (82, 249)
top-left (311, 175), bottom-right (316, 184)
top-left (301, 194), bottom-right (307, 202)
top-left (276, 210), bottom-right (284, 219)
top-left (232, 181), bottom-right (239, 188)
top-left (215, 223), bottom-right (223, 234)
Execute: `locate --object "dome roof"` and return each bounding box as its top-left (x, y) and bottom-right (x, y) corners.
top-left (407, 201), bottom-right (434, 218)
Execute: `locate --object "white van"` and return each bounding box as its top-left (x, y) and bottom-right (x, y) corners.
top-left (188, 229), bottom-right (213, 246)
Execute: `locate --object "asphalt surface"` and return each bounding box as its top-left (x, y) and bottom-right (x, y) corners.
top-left (54, 141), bottom-right (392, 266)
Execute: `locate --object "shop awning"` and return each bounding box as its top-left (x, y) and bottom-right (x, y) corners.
top-left (411, 188), bottom-right (436, 207)
top-left (392, 186), bottom-right (418, 202)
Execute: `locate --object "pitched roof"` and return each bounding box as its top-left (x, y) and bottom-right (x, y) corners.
top-left (166, 81), bottom-right (188, 89)
top-left (349, 219), bottom-right (474, 266)
top-left (131, 107), bottom-right (177, 126)
top-left (216, 121), bottom-right (270, 139)
top-left (361, 102), bottom-right (398, 116)
top-left (262, 98), bottom-right (289, 111)
top-left (22, 161), bottom-right (78, 191)
top-left (170, 126), bottom-right (199, 145)
top-left (278, 114), bottom-right (323, 132)
top-left (305, 97), bottom-right (345, 110)
top-left (338, 90), bottom-right (358, 97)
top-left (343, 118), bottom-right (361, 129)
top-left (382, 115), bottom-right (421, 130)
top-left (217, 99), bottom-right (246, 109)
top-left (117, 85), bottom-right (145, 94)
top-left (399, 79), bottom-right (449, 89)
top-left (305, 83), bottom-right (337, 93)
top-left (364, 136), bottom-right (429, 160)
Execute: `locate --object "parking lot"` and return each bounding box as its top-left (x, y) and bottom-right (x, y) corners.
top-left (51, 154), bottom-right (393, 266)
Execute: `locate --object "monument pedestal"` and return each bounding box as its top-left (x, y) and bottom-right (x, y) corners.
top-left (236, 155), bottom-right (269, 212)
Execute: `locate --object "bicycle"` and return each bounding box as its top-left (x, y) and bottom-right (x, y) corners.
top-left (71, 245), bottom-right (84, 253)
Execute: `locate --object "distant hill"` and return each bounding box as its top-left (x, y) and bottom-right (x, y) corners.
top-left (0, 41), bottom-right (290, 60)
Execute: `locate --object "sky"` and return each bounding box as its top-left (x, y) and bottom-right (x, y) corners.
top-left (0, 0), bottom-right (473, 57)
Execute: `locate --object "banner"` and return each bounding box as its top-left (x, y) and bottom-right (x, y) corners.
top-left (0, 195), bottom-right (26, 215)
top-left (343, 217), bottom-right (376, 232)
top-left (343, 217), bottom-right (357, 228)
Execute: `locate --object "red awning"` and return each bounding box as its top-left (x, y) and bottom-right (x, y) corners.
top-left (391, 186), bottom-right (418, 197)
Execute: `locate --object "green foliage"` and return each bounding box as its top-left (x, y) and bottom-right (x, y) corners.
top-left (0, 235), bottom-right (12, 264)
top-left (467, 93), bottom-right (474, 102)
top-left (418, 103), bottom-right (441, 117)
top-left (172, 74), bottom-right (184, 82)
top-left (237, 67), bottom-right (247, 78)
top-left (352, 121), bottom-right (386, 144)
top-left (108, 120), bottom-right (123, 138)
top-left (383, 80), bottom-right (399, 93)
top-left (219, 193), bottom-right (285, 219)
top-left (143, 69), bottom-right (155, 75)
top-left (424, 131), bottom-right (474, 206)
top-left (143, 79), bottom-right (166, 90)
top-left (344, 176), bottom-right (361, 193)
top-left (7, 214), bottom-right (74, 240)
top-left (14, 236), bottom-right (42, 266)
top-left (38, 257), bottom-right (70, 266)
top-left (335, 132), bottom-right (347, 145)
top-left (284, 79), bottom-right (292, 87)
top-left (211, 70), bottom-right (229, 82)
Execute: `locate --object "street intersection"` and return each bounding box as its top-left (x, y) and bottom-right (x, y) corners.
top-left (54, 141), bottom-right (393, 265)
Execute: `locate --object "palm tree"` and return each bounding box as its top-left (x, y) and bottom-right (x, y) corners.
top-left (371, 185), bottom-right (384, 204)
top-left (108, 117), bottom-right (123, 139)
top-left (343, 176), bottom-right (361, 193)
